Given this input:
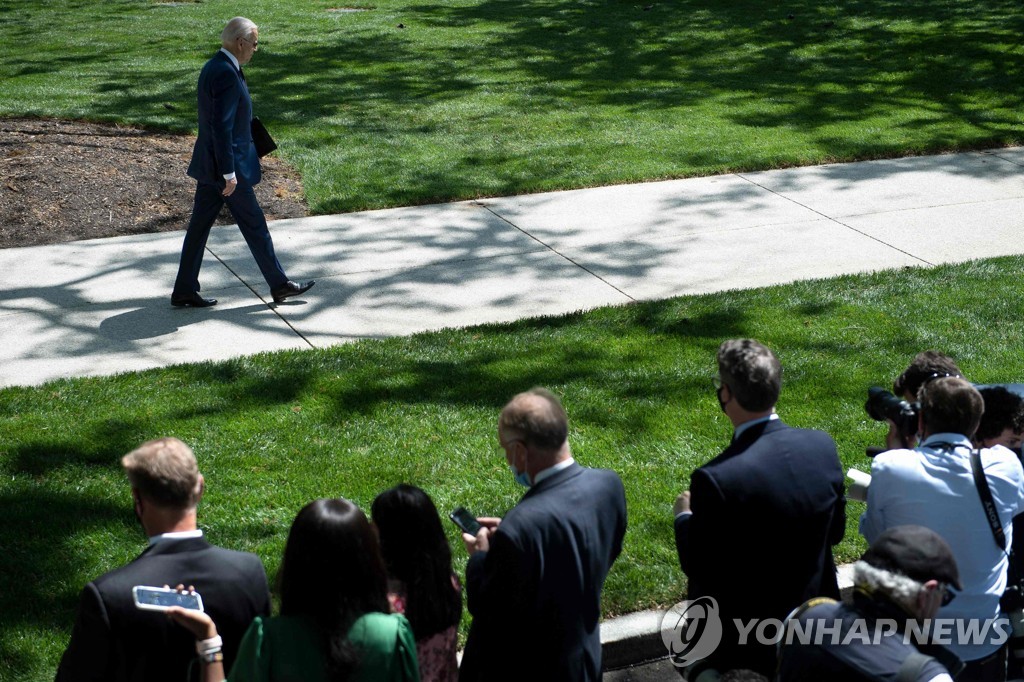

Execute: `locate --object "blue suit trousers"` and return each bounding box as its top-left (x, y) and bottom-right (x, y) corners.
top-left (173, 182), bottom-right (288, 296)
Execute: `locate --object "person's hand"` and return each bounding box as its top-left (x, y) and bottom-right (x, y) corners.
top-left (462, 517), bottom-right (501, 555)
top-left (673, 491), bottom-right (691, 516)
top-left (165, 585), bottom-right (218, 640)
top-left (222, 177), bottom-right (237, 197)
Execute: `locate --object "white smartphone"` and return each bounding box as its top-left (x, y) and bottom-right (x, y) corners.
top-left (132, 586), bottom-right (204, 612)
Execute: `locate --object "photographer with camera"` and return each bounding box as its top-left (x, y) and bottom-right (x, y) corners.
top-left (975, 386), bottom-right (1024, 679)
top-left (861, 377), bottom-right (1024, 680)
top-left (975, 387), bottom-right (1024, 454)
top-left (865, 351), bottom-right (963, 452)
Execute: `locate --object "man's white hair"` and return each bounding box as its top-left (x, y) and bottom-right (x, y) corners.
top-left (854, 560), bottom-right (924, 613)
top-left (221, 17), bottom-right (257, 47)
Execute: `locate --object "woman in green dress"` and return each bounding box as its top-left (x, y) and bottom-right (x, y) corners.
top-left (170, 497), bottom-right (420, 682)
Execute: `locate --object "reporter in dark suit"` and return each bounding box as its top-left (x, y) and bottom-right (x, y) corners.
top-left (171, 16), bottom-right (313, 308)
top-left (55, 438), bottom-right (271, 682)
top-left (459, 388), bottom-right (628, 682)
top-left (674, 339), bottom-right (846, 676)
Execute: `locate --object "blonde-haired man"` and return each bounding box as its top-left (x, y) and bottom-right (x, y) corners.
top-left (56, 438), bottom-right (270, 682)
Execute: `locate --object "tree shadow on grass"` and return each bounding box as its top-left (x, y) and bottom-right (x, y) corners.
top-left (0, 487), bottom-right (128, 680)
top-left (319, 297), bottom-right (755, 424)
top-left (390, 0), bottom-right (1024, 141)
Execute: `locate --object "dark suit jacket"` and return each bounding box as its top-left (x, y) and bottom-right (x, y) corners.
top-left (187, 50), bottom-right (261, 188)
top-left (674, 419), bottom-right (845, 673)
top-left (459, 463), bottom-right (628, 682)
top-left (55, 536), bottom-right (271, 682)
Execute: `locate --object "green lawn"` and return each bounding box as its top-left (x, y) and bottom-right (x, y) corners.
top-left (4, 256), bottom-right (1024, 680)
top-left (2, 0), bottom-right (1022, 214)
top-left (4, 0), bottom-right (1024, 678)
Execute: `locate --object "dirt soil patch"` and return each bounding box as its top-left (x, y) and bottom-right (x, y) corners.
top-left (0, 118), bottom-right (309, 249)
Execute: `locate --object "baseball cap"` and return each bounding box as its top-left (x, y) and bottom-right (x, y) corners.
top-left (861, 525), bottom-right (962, 590)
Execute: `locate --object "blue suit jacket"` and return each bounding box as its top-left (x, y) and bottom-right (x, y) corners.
top-left (55, 536), bottom-right (271, 682)
top-left (674, 420), bottom-right (846, 672)
top-left (460, 463), bottom-right (627, 682)
top-left (187, 51), bottom-right (261, 188)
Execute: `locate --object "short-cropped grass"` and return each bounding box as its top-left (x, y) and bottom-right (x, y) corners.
top-left (3, 256), bottom-right (1024, 680)
top-left (2, 0), bottom-right (1023, 215)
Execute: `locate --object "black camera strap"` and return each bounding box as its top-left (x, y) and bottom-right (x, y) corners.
top-left (970, 448), bottom-right (1003, 548)
top-left (970, 448), bottom-right (1008, 551)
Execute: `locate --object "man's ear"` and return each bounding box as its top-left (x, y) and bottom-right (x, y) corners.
top-left (195, 474), bottom-right (205, 503)
top-left (916, 579), bottom-right (942, 616)
top-left (511, 440), bottom-right (524, 462)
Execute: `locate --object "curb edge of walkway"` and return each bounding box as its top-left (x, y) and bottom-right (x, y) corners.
top-left (600, 563), bottom-right (856, 671)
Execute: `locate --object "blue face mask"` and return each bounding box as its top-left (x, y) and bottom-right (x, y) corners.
top-left (509, 463), bottom-right (532, 488)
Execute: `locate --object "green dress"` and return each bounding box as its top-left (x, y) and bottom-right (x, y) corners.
top-left (227, 612), bottom-right (420, 682)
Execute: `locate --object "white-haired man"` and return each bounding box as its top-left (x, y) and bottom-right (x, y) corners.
top-left (172, 16), bottom-right (313, 308)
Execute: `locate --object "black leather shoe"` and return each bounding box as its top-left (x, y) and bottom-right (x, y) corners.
top-left (171, 292), bottom-right (218, 308)
top-left (271, 280), bottom-right (315, 303)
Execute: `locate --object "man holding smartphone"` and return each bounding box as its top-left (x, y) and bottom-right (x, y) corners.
top-left (55, 438), bottom-right (270, 682)
top-left (459, 388), bottom-right (628, 682)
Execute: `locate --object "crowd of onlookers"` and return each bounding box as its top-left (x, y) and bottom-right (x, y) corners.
top-left (54, 436), bottom-right (464, 682)
top-left (52, 342), bottom-right (1024, 681)
top-left (675, 343), bottom-right (1024, 682)
top-left (55, 388), bottom-right (626, 682)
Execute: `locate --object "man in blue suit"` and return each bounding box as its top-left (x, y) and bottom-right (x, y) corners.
top-left (172, 17), bottom-right (313, 308)
top-left (673, 339), bottom-right (846, 677)
top-left (459, 388), bottom-right (628, 681)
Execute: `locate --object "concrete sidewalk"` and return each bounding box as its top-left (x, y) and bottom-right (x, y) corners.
top-left (2, 147), bottom-right (1024, 389)
top-left (598, 564), bottom-right (857, 679)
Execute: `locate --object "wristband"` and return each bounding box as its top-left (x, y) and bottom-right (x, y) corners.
top-left (196, 635), bottom-right (223, 654)
top-left (200, 650), bottom-right (224, 664)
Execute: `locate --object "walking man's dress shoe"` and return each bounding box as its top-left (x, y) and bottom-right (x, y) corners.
top-left (171, 292), bottom-right (218, 308)
top-left (271, 280), bottom-right (315, 303)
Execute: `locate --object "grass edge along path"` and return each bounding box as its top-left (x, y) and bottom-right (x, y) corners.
top-left (4, 255), bottom-right (1024, 680)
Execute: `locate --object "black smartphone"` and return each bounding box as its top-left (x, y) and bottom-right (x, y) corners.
top-left (449, 506), bottom-right (482, 535)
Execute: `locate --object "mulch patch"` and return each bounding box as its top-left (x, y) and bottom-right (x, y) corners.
top-left (0, 118), bottom-right (309, 249)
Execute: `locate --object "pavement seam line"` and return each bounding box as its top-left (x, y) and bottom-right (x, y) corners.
top-left (474, 202), bottom-right (638, 302)
top-left (207, 247), bottom-right (316, 349)
top-left (734, 174), bottom-right (937, 267)
top-left (981, 149), bottom-right (1024, 169)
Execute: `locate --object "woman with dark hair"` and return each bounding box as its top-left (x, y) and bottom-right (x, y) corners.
top-left (372, 484), bottom-right (461, 682)
top-left (169, 498), bottom-right (419, 682)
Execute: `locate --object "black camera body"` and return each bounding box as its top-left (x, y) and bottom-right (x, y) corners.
top-left (1002, 584), bottom-right (1024, 664)
top-left (864, 387), bottom-right (919, 442)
